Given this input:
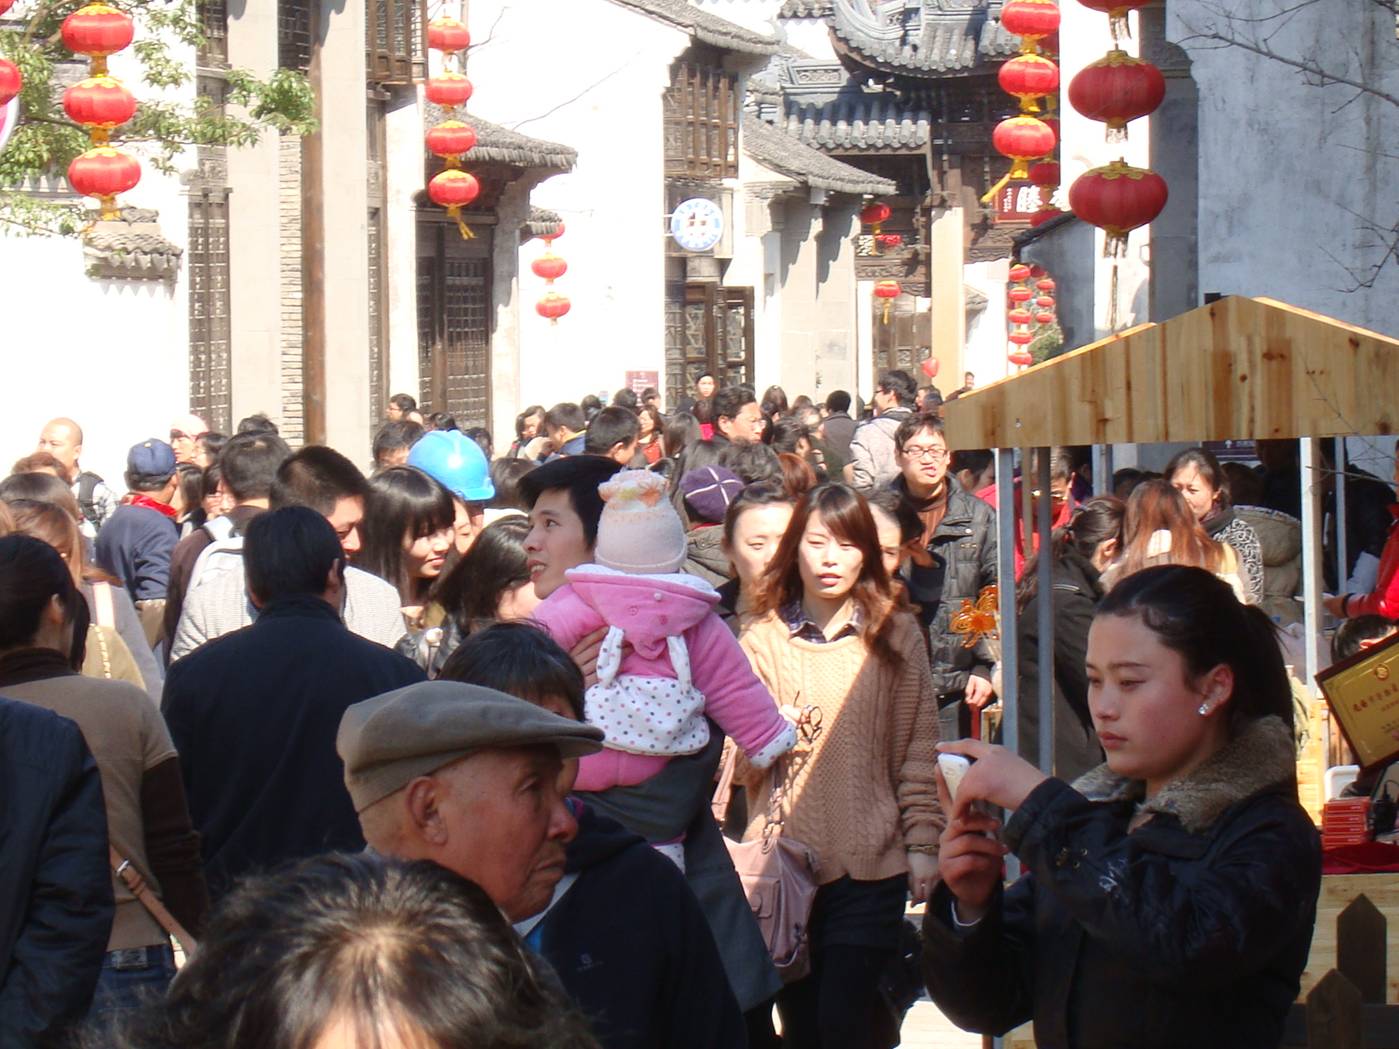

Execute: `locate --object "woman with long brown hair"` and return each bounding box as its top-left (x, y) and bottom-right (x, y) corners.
top-left (738, 483), bottom-right (942, 1049)
top-left (1102, 480), bottom-right (1246, 600)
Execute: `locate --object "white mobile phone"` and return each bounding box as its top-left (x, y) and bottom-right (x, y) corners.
top-left (938, 754), bottom-right (971, 802)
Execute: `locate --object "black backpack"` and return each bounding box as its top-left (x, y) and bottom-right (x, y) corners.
top-left (75, 471), bottom-right (104, 529)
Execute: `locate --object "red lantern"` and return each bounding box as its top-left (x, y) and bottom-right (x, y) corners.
top-left (425, 72), bottom-right (473, 109)
top-left (1008, 286), bottom-right (1034, 304)
top-left (427, 16), bottom-right (470, 54)
top-left (1068, 159), bottom-right (1168, 255)
top-left (998, 54), bottom-right (1059, 113)
top-left (920, 358), bottom-right (939, 379)
top-left (1028, 160), bottom-right (1060, 187)
top-left (1009, 351), bottom-right (1035, 367)
top-left (860, 202), bottom-right (892, 227)
top-left (876, 233), bottom-right (903, 249)
top-left (1008, 330), bottom-right (1035, 346)
top-left (1036, 295), bottom-right (1056, 310)
top-left (1000, 0), bottom-right (1061, 46)
top-left (537, 291), bottom-right (572, 324)
top-left (63, 76), bottom-right (137, 130)
top-left (992, 116), bottom-right (1056, 178)
top-left (1037, 277), bottom-right (1056, 293)
top-left (532, 254), bottom-right (568, 282)
top-left (1008, 263), bottom-right (1032, 283)
top-left (1075, 0), bottom-right (1151, 39)
top-left (1068, 50), bottom-right (1165, 140)
top-left (0, 59), bottom-right (19, 107)
top-left (68, 145), bottom-right (140, 219)
top-left (62, 4), bottom-right (135, 60)
top-left (1036, 311), bottom-right (1056, 325)
top-left (873, 279), bottom-right (901, 324)
top-left (1030, 207), bottom-right (1062, 227)
top-left (1041, 116), bottom-right (1059, 150)
top-left (1008, 308), bottom-right (1034, 326)
top-left (425, 120), bottom-right (477, 159)
top-left (0, 0), bottom-right (14, 13)
top-left (429, 168), bottom-right (479, 208)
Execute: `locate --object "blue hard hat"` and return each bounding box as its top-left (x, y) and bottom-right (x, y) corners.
top-left (407, 430), bottom-right (495, 503)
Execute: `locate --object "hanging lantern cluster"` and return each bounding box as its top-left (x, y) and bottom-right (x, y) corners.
top-left (984, 1), bottom-right (1060, 205)
top-left (873, 279), bottom-right (900, 325)
top-left (62, 3), bottom-right (140, 221)
top-left (860, 201), bottom-right (892, 256)
top-left (1006, 263), bottom-right (1036, 366)
top-left (1067, 2), bottom-right (1168, 260)
top-left (424, 17), bottom-right (479, 240)
top-left (533, 222), bottom-right (571, 325)
top-left (1035, 276), bottom-right (1057, 325)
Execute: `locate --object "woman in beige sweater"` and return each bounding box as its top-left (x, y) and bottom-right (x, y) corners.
top-left (739, 483), bottom-right (943, 1049)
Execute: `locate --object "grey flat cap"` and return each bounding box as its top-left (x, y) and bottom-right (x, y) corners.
top-left (337, 680), bottom-right (604, 813)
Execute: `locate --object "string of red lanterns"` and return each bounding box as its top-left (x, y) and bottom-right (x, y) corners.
top-left (533, 223), bottom-right (571, 325)
top-left (62, 3), bottom-right (140, 221)
top-left (1006, 263), bottom-right (1035, 367)
top-left (424, 16), bottom-right (479, 239)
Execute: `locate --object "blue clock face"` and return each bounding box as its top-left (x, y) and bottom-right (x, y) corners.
top-left (670, 197), bottom-right (724, 252)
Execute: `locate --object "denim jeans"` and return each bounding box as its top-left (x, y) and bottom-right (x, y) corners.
top-left (87, 944), bottom-right (177, 1021)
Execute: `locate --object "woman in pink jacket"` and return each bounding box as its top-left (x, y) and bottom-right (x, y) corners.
top-left (533, 470), bottom-right (795, 868)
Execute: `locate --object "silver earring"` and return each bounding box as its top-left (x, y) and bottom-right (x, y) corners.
top-left (1198, 703), bottom-right (1211, 716)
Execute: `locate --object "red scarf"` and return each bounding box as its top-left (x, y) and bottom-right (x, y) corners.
top-left (122, 491), bottom-right (179, 520)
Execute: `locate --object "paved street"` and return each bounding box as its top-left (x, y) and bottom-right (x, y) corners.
top-left (900, 999), bottom-right (982, 1049)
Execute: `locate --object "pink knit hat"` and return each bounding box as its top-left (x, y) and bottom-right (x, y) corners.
top-left (593, 470), bottom-right (687, 575)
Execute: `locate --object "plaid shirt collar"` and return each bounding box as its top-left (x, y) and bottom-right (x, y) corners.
top-left (780, 599), bottom-right (863, 644)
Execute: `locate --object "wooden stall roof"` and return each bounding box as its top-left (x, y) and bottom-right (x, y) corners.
top-left (944, 296), bottom-right (1399, 450)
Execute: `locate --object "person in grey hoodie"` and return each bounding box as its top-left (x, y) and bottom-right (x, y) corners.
top-left (848, 370), bottom-right (917, 492)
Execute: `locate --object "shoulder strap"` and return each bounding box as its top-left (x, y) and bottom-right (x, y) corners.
top-left (109, 846), bottom-right (198, 956)
top-left (93, 581), bottom-right (116, 630)
top-left (77, 472), bottom-right (101, 524)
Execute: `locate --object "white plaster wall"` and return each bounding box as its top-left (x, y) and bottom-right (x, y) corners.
top-left (692, 0), bottom-right (782, 35)
top-left (1168, 1), bottom-right (1399, 337)
top-left (384, 92), bottom-right (425, 403)
top-left (466, 1), bottom-right (689, 409)
top-left (778, 14), bottom-right (837, 59)
top-left (962, 258), bottom-right (1013, 388)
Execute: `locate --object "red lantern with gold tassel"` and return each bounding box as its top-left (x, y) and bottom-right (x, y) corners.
top-left (425, 120), bottom-right (477, 158)
top-left (537, 291), bottom-right (571, 325)
top-left (1008, 308), bottom-right (1034, 326)
top-left (532, 221), bottom-right (569, 322)
top-left (1068, 160), bottom-right (1168, 257)
top-left (992, 115), bottom-right (1055, 181)
top-left (1068, 50), bottom-right (1165, 141)
top-left (0, 59), bottom-right (20, 107)
top-left (532, 254), bottom-right (567, 283)
top-left (1008, 286), bottom-right (1034, 304)
top-left (1009, 351), bottom-right (1035, 367)
top-left (426, 16), bottom-right (470, 54)
top-left (68, 146), bottom-right (140, 216)
top-left (1036, 311), bottom-right (1056, 325)
top-left (62, 3), bottom-right (135, 70)
top-left (428, 169), bottom-right (480, 240)
top-left (62, 2), bottom-right (140, 219)
top-left (1000, 0), bottom-right (1061, 51)
top-left (873, 279), bottom-right (900, 325)
top-left (1008, 263), bottom-right (1032, 283)
top-left (425, 72), bottom-right (473, 108)
top-left (63, 76), bottom-right (137, 131)
top-left (998, 54), bottom-right (1059, 113)
top-left (1009, 331), bottom-right (1035, 347)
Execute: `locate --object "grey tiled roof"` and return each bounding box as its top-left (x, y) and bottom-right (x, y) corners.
top-left (424, 108), bottom-right (577, 170)
top-left (523, 207), bottom-right (565, 240)
top-left (829, 0), bottom-right (1018, 77)
top-left (607, 0), bottom-right (781, 55)
top-left (777, 91), bottom-right (936, 151)
top-left (744, 118), bottom-right (896, 195)
top-left (82, 208), bottom-right (183, 281)
top-left (779, 0), bottom-right (833, 16)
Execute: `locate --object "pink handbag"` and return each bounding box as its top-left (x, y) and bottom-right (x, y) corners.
top-left (713, 731), bottom-right (821, 983)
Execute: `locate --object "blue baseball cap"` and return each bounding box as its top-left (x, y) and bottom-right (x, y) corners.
top-left (407, 429), bottom-right (495, 503)
top-left (127, 438), bottom-right (176, 479)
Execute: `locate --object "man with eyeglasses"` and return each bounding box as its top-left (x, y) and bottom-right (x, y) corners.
top-left (847, 369), bottom-right (917, 491)
top-left (890, 413), bottom-right (998, 743)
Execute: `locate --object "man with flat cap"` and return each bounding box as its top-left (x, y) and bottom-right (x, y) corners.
top-left (338, 680), bottom-right (603, 923)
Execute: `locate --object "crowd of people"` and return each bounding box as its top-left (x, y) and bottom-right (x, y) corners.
top-left (6, 366), bottom-right (1393, 1046)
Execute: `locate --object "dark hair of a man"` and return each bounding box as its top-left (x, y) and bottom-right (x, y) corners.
top-left (1333, 616), bottom-right (1397, 664)
top-left (580, 395), bottom-right (603, 418)
top-left (0, 472), bottom-right (82, 521)
top-left (243, 506), bottom-right (344, 605)
top-left (719, 441), bottom-right (780, 487)
top-left (825, 390), bottom-right (852, 414)
top-left (175, 463), bottom-right (204, 515)
top-left (11, 452), bottom-right (70, 483)
top-left (711, 386), bottom-right (756, 429)
top-left (949, 448), bottom-right (993, 480)
top-left (878, 369), bottom-right (918, 407)
top-left (691, 398), bottom-right (713, 425)
top-left (544, 402), bottom-right (587, 435)
top-left (373, 421), bottom-right (425, 465)
top-left (439, 621), bottom-right (586, 720)
top-left (433, 518), bottom-right (532, 638)
top-left (488, 459), bottom-right (535, 512)
top-left (612, 388), bottom-right (639, 411)
top-left (389, 392), bottom-right (418, 413)
top-left (429, 412), bottom-right (460, 432)
top-left (865, 486), bottom-right (922, 546)
top-left (662, 412), bottom-right (701, 459)
top-left (196, 432), bottom-right (226, 462)
top-left (463, 427), bottom-right (493, 460)
top-left (518, 456), bottom-right (623, 548)
top-left (219, 431), bottom-right (292, 503)
top-left (1097, 564), bottom-right (1292, 734)
top-left (236, 413), bottom-right (279, 436)
top-left (1165, 446), bottom-right (1231, 510)
top-left (584, 407), bottom-right (640, 456)
top-left (358, 468), bottom-right (455, 602)
top-left (515, 405), bottom-right (546, 440)
top-left (721, 480), bottom-right (795, 547)
top-left (893, 412), bottom-right (945, 454)
top-left (107, 853), bottom-right (599, 1049)
top-left (270, 446), bottom-right (369, 515)
top-left (640, 387), bottom-right (660, 404)
top-left (0, 534), bottom-right (88, 668)
top-left (756, 483), bottom-right (901, 669)
top-left (1017, 495), bottom-right (1126, 608)
top-left (202, 462), bottom-right (222, 502)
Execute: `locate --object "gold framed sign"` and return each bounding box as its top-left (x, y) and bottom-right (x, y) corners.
top-left (1318, 631), bottom-right (1399, 771)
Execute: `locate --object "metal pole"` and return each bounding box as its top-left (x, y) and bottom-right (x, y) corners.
top-left (1335, 436), bottom-right (1349, 595)
top-left (1300, 438), bottom-right (1326, 690)
top-left (995, 447), bottom-right (1021, 885)
top-left (1092, 443), bottom-right (1113, 497)
top-left (1036, 449), bottom-right (1055, 776)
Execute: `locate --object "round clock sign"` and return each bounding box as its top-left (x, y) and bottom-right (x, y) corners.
top-left (670, 197), bottom-right (724, 253)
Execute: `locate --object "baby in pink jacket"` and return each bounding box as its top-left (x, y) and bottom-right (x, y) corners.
top-left (532, 470), bottom-right (795, 868)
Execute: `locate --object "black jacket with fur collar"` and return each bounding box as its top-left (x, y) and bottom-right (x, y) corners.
top-left (922, 716), bottom-right (1321, 1049)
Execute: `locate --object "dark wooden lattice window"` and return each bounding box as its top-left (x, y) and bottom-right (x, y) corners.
top-left (196, 0), bottom-right (227, 66)
top-left (367, 0), bottom-right (426, 84)
top-left (416, 220), bottom-right (492, 428)
top-left (279, 0), bottom-right (313, 73)
top-left (664, 283), bottom-right (753, 406)
top-left (188, 190), bottom-right (233, 434)
top-left (664, 51), bottom-right (739, 179)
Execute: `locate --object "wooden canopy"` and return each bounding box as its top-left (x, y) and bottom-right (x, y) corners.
top-left (944, 296), bottom-right (1399, 450)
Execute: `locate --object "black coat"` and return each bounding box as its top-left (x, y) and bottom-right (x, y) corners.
top-left (0, 697), bottom-right (113, 1047)
top-left (1323, 466), bottom-right (1396, 591)
top-left (923, 716), bottom-right (1321, 1049)
top-left (534, 804), bottom-right (747, 1049)
top-left (163, 596), bottom-right (424, 899)
top-left (1015, 548), bottom-right (1105, 782)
